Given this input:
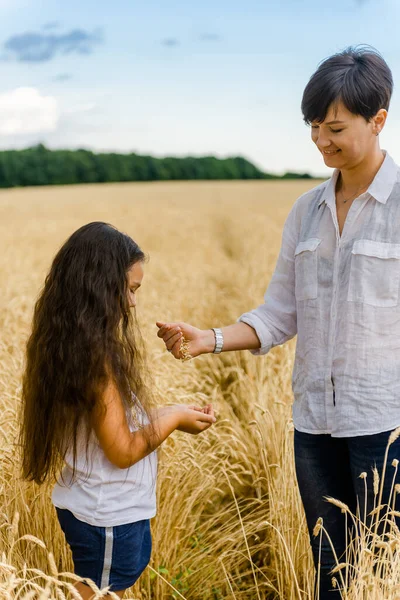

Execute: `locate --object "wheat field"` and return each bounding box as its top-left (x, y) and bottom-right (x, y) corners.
top-left (1, 179), bottom-right (399, 600)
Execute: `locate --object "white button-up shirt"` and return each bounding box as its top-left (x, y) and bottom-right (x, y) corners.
top-left (239, 151), bottom-right (400, 437)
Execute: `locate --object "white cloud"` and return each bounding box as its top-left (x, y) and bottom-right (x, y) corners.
top-left (0, 87), bottom-right (59, 135)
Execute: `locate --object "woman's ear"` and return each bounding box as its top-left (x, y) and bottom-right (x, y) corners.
top-left (373, 108), bottom-right (388, 136)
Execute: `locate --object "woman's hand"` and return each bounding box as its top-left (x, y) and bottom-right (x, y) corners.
top-left (156, 321), bottom-right (214, 359)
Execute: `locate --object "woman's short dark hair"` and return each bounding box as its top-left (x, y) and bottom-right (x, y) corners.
top-left (301, 45), bottom-right (393, 124)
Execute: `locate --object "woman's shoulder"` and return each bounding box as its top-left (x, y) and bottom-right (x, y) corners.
top-left (285, 178), bottom-right (331, 226)
top-left (294, 179), bottom-right (330, 208)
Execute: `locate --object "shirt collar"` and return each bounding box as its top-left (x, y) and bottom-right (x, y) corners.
top-left (317, 151), bottom-right (398, 209)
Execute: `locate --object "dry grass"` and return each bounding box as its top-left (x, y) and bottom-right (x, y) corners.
top-left (0, 179), bottom-right (398, 599)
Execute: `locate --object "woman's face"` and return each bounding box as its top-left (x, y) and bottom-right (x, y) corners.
top-left (311, 100), bottom-right (387, 170)
top-left (126, 261), bottom-right (144, 308)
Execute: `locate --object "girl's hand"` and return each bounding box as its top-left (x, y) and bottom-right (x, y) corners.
top-left (153, 403), bottom-right (214, 421)
top-left (183, 403), bottom-right (215, 419)
top-left (172, 404), bottom-right (216, 434)
top-left (156, 321), bottom-right (214, 359)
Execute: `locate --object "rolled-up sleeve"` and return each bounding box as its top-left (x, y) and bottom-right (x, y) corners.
top-left (238, 202), bottom-right (298, 355)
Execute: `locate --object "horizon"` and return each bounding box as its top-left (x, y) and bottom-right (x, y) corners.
top-left (0, 142), bottom-right (327, 179)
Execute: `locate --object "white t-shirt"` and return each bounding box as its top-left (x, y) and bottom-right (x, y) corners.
top-left (52, 402), bottom-right (157, 527)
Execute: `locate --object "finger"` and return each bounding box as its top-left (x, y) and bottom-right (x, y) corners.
top-left (156, 321), bottom-right (182, 328)
top-left (157, 324), bottom-right (181, 341)
top-left (156, 324), bottom-right (171, 339)
top-left (156, 326), bottom-right (166, 339)
top-left (199, 422), bottom-right (212, 432)
top-left (166, 331), bottom-right (182, 351)
top-left (196, 413), bottom-right (216, 424)
top-left (171, 337), bottom-right (183, 359)
top-left (164, 328), bottom-right (182, 345)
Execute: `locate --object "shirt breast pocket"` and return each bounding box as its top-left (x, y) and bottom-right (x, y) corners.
top-left (348, 239), bottom-right (400, 307)
top-left (294, 238), bottom-right (321, 301)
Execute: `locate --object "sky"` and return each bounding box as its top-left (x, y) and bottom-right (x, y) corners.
top-left (0, 0), bottom-right (399, 176)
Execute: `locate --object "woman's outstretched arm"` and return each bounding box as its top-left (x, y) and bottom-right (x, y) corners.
top-left (156, 321), bottom-right (261, 358)
top-left (156, 200), bottom-right (299, 359)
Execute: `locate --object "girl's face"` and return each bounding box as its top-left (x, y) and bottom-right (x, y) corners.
top-left (311, 100), bottom-right (387, 170)
top-left (126, 261), bottom-right (144, 308)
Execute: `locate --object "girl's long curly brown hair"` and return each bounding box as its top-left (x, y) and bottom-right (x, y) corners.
top-left (19, 221), bottom-right (153, 485)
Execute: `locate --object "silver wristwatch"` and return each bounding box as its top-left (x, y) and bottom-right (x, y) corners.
top-left (212, 328), bottom-right (224, 354)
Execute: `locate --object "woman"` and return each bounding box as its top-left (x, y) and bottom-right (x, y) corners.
top-left (156, 46), bottom-right (400, 598)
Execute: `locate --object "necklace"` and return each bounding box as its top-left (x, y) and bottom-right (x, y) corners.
top-left (339, 188), bottom-right (364, 204)
top-left (337, 175), bottom-right (374, 204)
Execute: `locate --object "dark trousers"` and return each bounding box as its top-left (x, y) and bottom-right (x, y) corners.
top-left (294, 427), bottom-right (400, 599)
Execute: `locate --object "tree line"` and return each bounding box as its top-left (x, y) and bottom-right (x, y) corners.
top-left (0, 144), bottom-right (313, 188)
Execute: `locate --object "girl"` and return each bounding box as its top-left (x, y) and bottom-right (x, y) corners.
top-left (19, 222), bottom-right (216, 599)
top-left (156, 46), bottom-right (400, 598)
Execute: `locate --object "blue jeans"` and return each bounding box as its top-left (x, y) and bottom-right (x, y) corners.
top-left (294, 427), bottom-right (400, 599)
